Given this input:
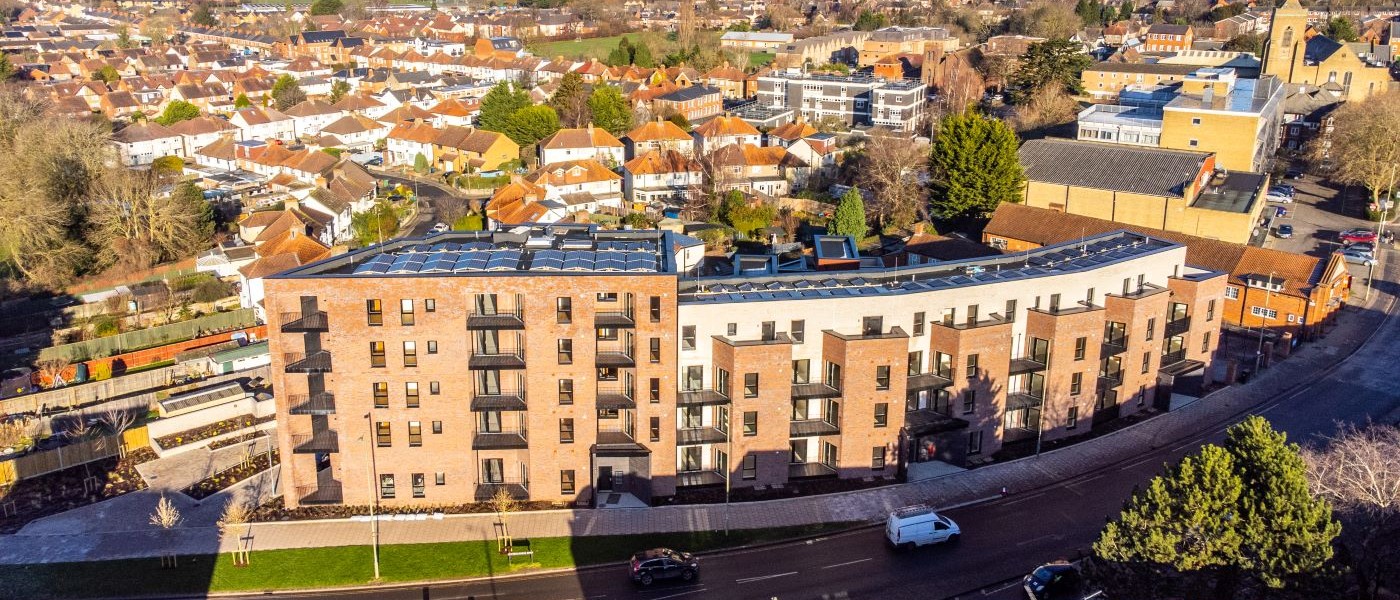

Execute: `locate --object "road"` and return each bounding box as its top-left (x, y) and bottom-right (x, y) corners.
top-left (373, 171), bottom-right (454, 237)
top-left (204, 252), bottom-right (1398, 600)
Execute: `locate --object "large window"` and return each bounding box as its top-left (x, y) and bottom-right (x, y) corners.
top-left (481, 459), bottom-right (504, 484)
top-left (561, 470), bottom-right (576, 494)
top-left (681, 326), bottom-right (696, 350)
top-left (405, 382), bottom-right (419, 408)
top-left (556, 297), bottom-right (572, 323)
top-left (744, 373), bottom-right (759, 398)
top-left (402, 341), bottom-right (417, 367)
top-left (370, 341), bottom-right (386, 368)
top-left (366, 299), bottom-right (383, 326)
top-left (373, 382), bottom-right (388, 408)
top-left (379, 474), bottom-right (395, 498)
top-left (1250, 306), bottom-right (1278, 320)
top-left (400, 299), bottom-right (414, 326)
top-left (743, 411), bottom-right (757, 436)
top-left (408, 421), bottom-right (422, 446)
top-left (376, 422), bottom-right (391, 447)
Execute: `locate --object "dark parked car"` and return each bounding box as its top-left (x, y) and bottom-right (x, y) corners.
top-left (1285, 168), bottom-right (1304, 179)
top-left (1276, 224), bottom-right (1294, 239)
top-left (629, 548), bottom-right (699, 586)
top-left (1024, 562), bottom-right (1083, 599)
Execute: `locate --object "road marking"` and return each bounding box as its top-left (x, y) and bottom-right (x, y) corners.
top-left (983, 579), bottom-right (1023, 595)
top-left (1000, 491), bottom-right (1046, 506)
top-left (643, 588), bottom-right (707, 600)
top-left (736, 571), bottom-right (799, 584)
top-left (1016, 533), bottom-right (1065, 547)
top-left (821, 558), bottom-right (873, 569)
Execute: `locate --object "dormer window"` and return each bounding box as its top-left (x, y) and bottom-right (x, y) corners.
top-left (1246, 275), bottom-right (1283, 292)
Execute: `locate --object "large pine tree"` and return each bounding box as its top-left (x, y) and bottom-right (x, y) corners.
top-left (478, 81), bottom-right (531, 134)
top-left (831, 188), bottom-right (867, 239)
top-left (588, 85), bottom-right (633, 136)
top-left (928, 110), bottom-right (1023, 220)
top-left (548, 72), bottom-right (590, 128)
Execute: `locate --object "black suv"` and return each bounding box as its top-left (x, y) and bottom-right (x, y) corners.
top-left (629, 548), bottom-right (699, 586)
top-left (1024, 562), bottom-right (1083, 599)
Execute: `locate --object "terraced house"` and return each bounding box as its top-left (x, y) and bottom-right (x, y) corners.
top-left (266, 225), bottom-right (1224, 510)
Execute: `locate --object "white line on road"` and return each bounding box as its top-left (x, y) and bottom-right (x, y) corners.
top-left (735, 571), bottom-right (799, 584)
top-left (1016, 533), bottom-right (1065, 547)
top-left (1000, 491), bottom-right (1046, 506)
top-left (983, 579), bottom-right (1023, 595)
top-left (643, 588), bottom-right (708, 600)
top-left (821, 558), bottom-right (873, 569)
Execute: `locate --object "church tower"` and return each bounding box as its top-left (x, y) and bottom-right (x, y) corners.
top-left (1262, 0), bottom-right (1308, 82)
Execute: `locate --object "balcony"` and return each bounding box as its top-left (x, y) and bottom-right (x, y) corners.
top-left (292, 430), bottom-right (339, 454)
top-left (467, 309), bottom-right (525, 330)
top-left (1101, 338), bottom-right (1128, 357)
top-left (296, 482), bottom-right (343, 504)
top-left (596, 386), bottom-right (635, 410)
top-left (906, 372), bottom-right (953, 392)
top-left (1165, 318), bottom-right (1191, 337)
top-left (595, 344), bottom-right (635, 368)
top-left (1006, 391), bottom-right (1044, 410)
top-left (474, 478), bottom-right (529, 502)
top-left (905, 408), bottom-right (968, 436)
top-left (468, 346), bottom-right (525, 370)
top-left (790, 382), bottom-right (841, 399)
top-left (280, 310), bottom-right (328, 333)
top-left (676, 426), bottom-right (728, 446)
top-left (473, 429), bottom-right (529, 450)
top-left (1160, 348), bottom-right (1189, 369)
top-left (287, 391), bottom-right (336, 415)
top-left (677, 470), bottom-right (726, 487)
top-left (677, 388), bottom-right (730, 406)
top-left (471, 389), bottom-right (526, 411)
top-left (1099, 369), bottom-right (1124, 386)
top-left (1008, 355), bottom-right (1048, 375)
top-left (788, 462), bottom-right (838, 479)
top-left (595, 310), bottom-right (636, 328)
top-left (284, 351), bottom-right (332, 373)
top-left (790, 418), bottom-right (840, 437)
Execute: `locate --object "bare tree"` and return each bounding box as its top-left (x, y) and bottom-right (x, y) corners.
top-left (63, 417), bottom-right (93, 441)
top-left (99, 405), bottom-right (138, 436)
top-left (150, 494), bottom-right (183, 567)
top-left (1303, 423), bottom-right (1400, 600)
top-left (1314, 90), bottom-right (1400, 207)
top-left (0, 416), bottom-right (36, 449)
top-left (436, 196), bottom-right (468, 228)
top-left (87, 170), bottom-right (211, 274)
top-left (1010, 84), bottom-right (1079, 134)
top-left (216, 498), bottom-right (252, 533)
top-left (676, 0), bottom-right (697, 50)
top-left (490, 487), bottom-right (521, 552)
top-left (856, 129), bottom-right (929, 231)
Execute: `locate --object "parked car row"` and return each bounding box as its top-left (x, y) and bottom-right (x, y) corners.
top-left (1266, 184), bottom-right (1295, 203)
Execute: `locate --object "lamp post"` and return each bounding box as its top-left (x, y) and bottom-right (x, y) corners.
top-left (1254, 270), bottom-right (1275, 375)
top-left (364, 413), bottom-right (381, 581)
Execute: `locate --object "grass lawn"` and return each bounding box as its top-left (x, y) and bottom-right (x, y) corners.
top-left (0, 522), bottom-right (857, 599)
top-left (532, 31), bottom-right (769, 68)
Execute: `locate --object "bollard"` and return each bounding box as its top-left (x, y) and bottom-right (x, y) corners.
top-left (1278, 332), bottom-right (1293, 358)
top-left (1262, 341), bottom-right (1274, 368)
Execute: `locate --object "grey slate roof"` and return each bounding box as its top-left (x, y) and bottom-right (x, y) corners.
top-left (1018, 139), bottom-right (1208, 198)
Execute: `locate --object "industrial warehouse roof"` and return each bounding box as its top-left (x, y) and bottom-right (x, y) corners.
top-left (1019, 139), bottom-right (1209, 198)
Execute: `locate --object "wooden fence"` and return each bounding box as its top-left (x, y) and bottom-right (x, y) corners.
top-left (0, 426), bottom-right (150, 487)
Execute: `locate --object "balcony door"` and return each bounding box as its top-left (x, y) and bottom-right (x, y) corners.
top-left (475, 293), bottom-right (498, 315)
top-left (478, 370), bottom-right (501, 395)
top-left (476, 330), bottom-right (500, 354)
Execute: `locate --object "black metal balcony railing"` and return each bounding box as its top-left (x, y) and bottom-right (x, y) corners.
top-left (906, 372), bottom-right (953, 391)
top-left (292, 430), bottom-right (339, 454)
top-left (597, 424), bottom-right (637, 446)
top-left (280, 310), bottom-right (328, 333)
top-left (790, 418), bottom-right (840, 437)
top-left (1006, 391), bottom-right (1044, 410)
top-left (596, 386), bottom-right (635, 410)
top-left (1099, 369), bottom-right (1124, 386)
top-left (1009, 355), bottom-right (1049, 375)
top-left (284, 351), bottom-right (333, 373)
top-left (468, 346), bottom-right (526, 370)
top-left (472, 428), bottom-right (529, 450)
top-left (595, 310), bottom-right (636, 328)
top-left (296, 482), bottom-right (343, 504)
top-left (676, 426), bottom-right (728, 446)
top-left (788, 462), bottom-right (838, 479)
top-left (677, 388), bottom-right (730, 406)
top-left (790, 382), bottom-right (841, 399)
top-left (288, 391), bottom-right (336, 415)
top-left (595, 344), bottom-right (635, 368)
top-left (1101, 338), bottom-right (1128, 357)
top-left (467, 309), bottom-right (525, 330)
top-left (471, 388), bottom-right (527, 411)
top-left (1161, 348), bottom-right (1188, 368)
top-left (1165, 318), bottom-right (1191, 337)
top-left (676, 470), bottom-right (726, 488)
top-left (474, 478), bottom-right (529, 501)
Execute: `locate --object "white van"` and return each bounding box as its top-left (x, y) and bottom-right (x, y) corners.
top-left (885, 505), bottom-right (961, 549)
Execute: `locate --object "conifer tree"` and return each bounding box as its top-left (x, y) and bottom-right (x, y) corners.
top-left (929, 110), bottom-right (1023, 220)
top-left (478, 81), bottom-right (530, 134)
top-left (831, 187), bottom-right (867, 239)
top-left (588, 85), bottom-right (633, 136)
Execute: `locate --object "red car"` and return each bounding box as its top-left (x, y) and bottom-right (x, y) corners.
top-left (1339, 229), bottom-right (1377, 244)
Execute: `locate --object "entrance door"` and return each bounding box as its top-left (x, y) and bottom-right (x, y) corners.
top-left (598, 466), bottom-right (614, 491)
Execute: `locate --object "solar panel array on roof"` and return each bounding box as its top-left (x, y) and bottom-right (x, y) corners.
top-left (348, 243), bottom-right (660, 275)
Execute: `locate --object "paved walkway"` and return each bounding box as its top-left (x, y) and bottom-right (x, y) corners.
top-left (0, 290), bottom-right (1389, 565)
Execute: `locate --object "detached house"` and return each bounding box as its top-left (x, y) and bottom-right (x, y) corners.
top-left (524, 159), bottom-right (624, 214)
top-left (693, 114), bottom-right (762, 154)
top-left (624, 117), bottom-right (694, 158)
top-left (112, 122), bottom-right (182, 166)
top-left (167, 116), bottom-right (240, 158)
top-left (230, 106), bottom-right (296, 141)
top-left (432, 125), bottom-right (518, 173)
top-left (709, 143), bottom-right (806, 197)
top-left (537, 124), bottom-right (626, 166)
top-left (485, 177), bottom-right (569, 226)
top-left (283, 99), bottom-right (344, 138)
top-left (622, 149), bottom-right (703, 205)
top-left (319, 113), bottom-right (389, 149)
top-left (385, 120), bottom-right (440, 167)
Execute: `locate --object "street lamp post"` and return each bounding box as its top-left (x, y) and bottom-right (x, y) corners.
top-left (1254, 270), bottom-right (1276, 375)
top-left (364, 414), bottom-right (381, 581)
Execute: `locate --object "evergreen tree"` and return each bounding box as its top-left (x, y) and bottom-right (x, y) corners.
top-left (719, 190), bottom-right (776, 238)
top-left (309, 0), bottom-right (343, 16)
top-left (587, 85), bottom-right (633, 136)
top-left (190, 3), bottom-right (218, 26)
top-left (1010, 39), bottom-right (1093, 102)
top-left (667, 113), bottom-right (691, 131)
top-left (413, 152), bottom-right (429, 174)
top-left (0, 53), bottom-right (14, 81)
top-left (631, 42), bottom-right (656, 68)
top-left (153, 100), bottom-right (200, 126)
top-left (548, 72), bottom-right (590, 127)
top-left (233, 93), bottom-right (252, 109)
top-left (605, 36), bottom-right (634, 66)
top-left (270, 74), bottom-right (306, 110)
top-left (831, 187), bottom-right (867, 239)
top-left (1324, 17), bottom-right (1359, 42)
top-left (477, 81), bottom-right (530, 134)
top-left (1118, 0), bottom-right (1135, 21)
top-left (929, 110), bottom-right (1023, 220)
top-left (328, 79), bottom-right (351, 104)
top-left (503, 105), bottom-right (560, 148)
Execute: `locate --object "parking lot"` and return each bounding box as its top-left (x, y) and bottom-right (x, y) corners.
top-left (1257, 172), bottom-right (1388, 283)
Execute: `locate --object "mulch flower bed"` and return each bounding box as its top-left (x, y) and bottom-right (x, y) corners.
top-left (0, 447), bottom-right (157, 534)
top-left (181, 449), bottom-right (279, 501)
top-left (206, 429), bottom-right (269, 451)
top-left (251, 497), bottom-right (563, 522)
top-left (669, 475), bottom-right (898, 505)
top-left (155, 414), bottom-right (274, 449)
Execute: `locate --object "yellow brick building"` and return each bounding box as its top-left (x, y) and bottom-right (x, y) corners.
top-left (1261, 0), bottom-right (1397, 100)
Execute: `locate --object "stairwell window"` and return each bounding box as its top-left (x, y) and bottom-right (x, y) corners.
top-left (876, 365), bottom-right (890, 390)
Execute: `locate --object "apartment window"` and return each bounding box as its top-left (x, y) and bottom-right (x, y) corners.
top-left (744, 372), bottom-right (759, 397)
top-left (405, 382), bottom-right (420, 408)
top-left (373, 382), bottom-right (388, 408)
top-left (557, 339), bottom-right (573, 364)
top-left (400, 299), bottom-right (414, 326)
top-left (792, 359), bottom-right (810, 384)
top-left (1005, 299), bottom-right (1017, 323)
top-left (874, 403), bottom-right (888, 427)
top-left (1191, 117), bottom-right (1201, 126)
top-left (968, 431), bottom-right (983, 455)
top-left (1207, 300), bottom-right (1216, 322)
top-left (913, 312), bottom-right (925, 336)
top-left (408, 421), bottom-right (422, 446)
top-left (435, 472), bottom-right (445, 485)
top-left (1188, 139), bottom-right (1199, 147)
top-left (427, 340), bottom-right (438, 354)
top-left (875, 365), bottom-right (890, 390)
top-left (556, 297), bottom-right (572, 323)
top-left (965, 354), bottom-right (979, 379)
top-left (432, 420), bottom-right (442, 434)
top-left (1138, 385), bottom-right (1147, 406)
top-left (561, 470), bottom-right (576, 494)
top-left (1074, 337), bottom-right (1087, 361)
top-left (649, 296), bottom-right (661, 322)
top-left (379, 474), bottom-right (395, 499)
top-left (1049, 294), bottom-right (1061, 312)
top-left (649, 378), bottom-right (661, 403)
top-left (649, 338), bottom-right (661, 363)
top-left (743, 411), bottom-right (757, 436)
top-left (1071, 372), bottom-right (1083, 395)
top-left (791, 320), bottom-right (805, 344)
top-left (597, 292), bottom-right (618, 302)
top-left (1250, 306), bottom-right (1278, 320)
top-left (1225, 287), bottom-right (1239, 300)
top-left (403, 341), bottom-right (417, 367)
top-left (367, 299), bottom-right (383, 326)
top-left (742, 454), bottom-right (757, 479)
top-left (825, 362), bottom-right (842, 390)
top-left (726, 323), bottom-right (737, 336)
top-left (559, 418), bottom-right (574, 443)
top-left (908, 351), bottom-right (923, 375)
top-left (683, 365), bottom-right (703, 391)
top-left (650, 417), bottom-right (660, 442)
top-left (681, 325), bottom-right (696, 350)
top-left (430, 381), bottom-right (440, 395)
top-left (376, 421), bottom-right (391, 447)
top-left (482, 459), bottom-right (504, 483)
top-left (410, 473), bottom-right (425, 498)
top-left (597, 326), bottom-right (618, 341)
top-left (872, 446), bottom-right (886, 470)
top-left (716, 368), bottom-right (730, 397)
top-left (424, 298), bottom-right (435, 313)
top-left (1067, 406), bottom-right (1079, 429)
top-left (1202, 331), bottom-right (1212, 353)
top-left (962, 390), bottom-right (975, 414)
top-left (558, 379), bottom-right (574, 404)
top-left (370, 341), bottom-right (386, 367)
top-left (1146, 318), bottom-right (1155, 341)
top-left (1142, 351), bottom-right (1152, 373)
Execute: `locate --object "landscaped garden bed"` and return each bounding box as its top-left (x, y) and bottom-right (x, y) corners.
top-left (206, 429), bottom-right (269, 451)
top-left (251, 496), bottom-right (563, 522)
top-left (155, 414), bottom-right (273, 450)
top-left (0, 447), bottom-right (157, 533)
top-left (181, 449), bottom-right (279, 501)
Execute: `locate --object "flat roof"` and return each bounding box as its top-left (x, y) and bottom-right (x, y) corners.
top-left (1192, 171), bottom-right (1266, 214)
top-left (1078, 104), bottom-right (1164, 129)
